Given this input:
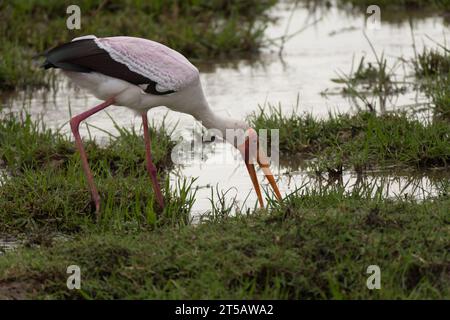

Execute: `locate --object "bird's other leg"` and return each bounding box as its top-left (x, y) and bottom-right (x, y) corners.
top-left (257, 144), bottom-right (282, 201)
top-left (70, 97), bottom-right (115, 217)
top-left (241, 135), bottom-right (264, 208)
top-left (245, 162), bottom-right (264, 208)
top-left (142, 112), bottom-right (165, 209)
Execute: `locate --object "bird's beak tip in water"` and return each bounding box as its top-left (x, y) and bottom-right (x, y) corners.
top-left (237, 128), bottom-right (282, 208)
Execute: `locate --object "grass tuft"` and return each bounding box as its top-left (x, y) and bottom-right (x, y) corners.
top-left (0, 185), bottom-right (448, 299)
top-left (0, 0), bottom-right (276, 91)
top-left (0, 113), bottom-right (196, 239)
top-left (414, 48), bottom-right (450, 78)
top-left (249, 106), bottom-right (450, 171)
top-left (412, 46), bottom-right (450, 120)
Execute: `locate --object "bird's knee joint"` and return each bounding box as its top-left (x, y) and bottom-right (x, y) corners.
top-left (70, 118), bottom-right (80, 131)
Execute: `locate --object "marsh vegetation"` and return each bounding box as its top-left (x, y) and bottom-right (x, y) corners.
top-left (0, 0), bottom-right (276, 91)
top-left (1, 184), bottom-right (449, 299)
top-left (0, 0), bottom-right (449, 299)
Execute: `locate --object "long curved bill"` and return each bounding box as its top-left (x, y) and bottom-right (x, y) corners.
top-left (238, 129), bottom-right (282, 208)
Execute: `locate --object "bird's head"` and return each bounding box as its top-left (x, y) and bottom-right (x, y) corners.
top-left (231, 126), bottom-right (282, 208)
top-left (200, 113), bottom-right (282, 208)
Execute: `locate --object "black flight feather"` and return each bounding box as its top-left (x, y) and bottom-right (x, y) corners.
top-left (42, 39), bottom-right (175, 95)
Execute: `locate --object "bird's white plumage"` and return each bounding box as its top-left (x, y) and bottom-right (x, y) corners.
top-left (71, 34), bottom-right (97, 42)
top-left (92, 36), bottom-right (199, 92)
top-left (62, 35), bottom-right (247, 137)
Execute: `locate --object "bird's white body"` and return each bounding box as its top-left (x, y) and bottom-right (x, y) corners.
top-left (64, 69), bottom-right (201, 112)
top-left (63, 36), bottom-right (247, 138)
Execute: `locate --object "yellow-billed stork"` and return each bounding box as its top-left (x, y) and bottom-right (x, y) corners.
top-left (42, 35), bottom-right (282, 216)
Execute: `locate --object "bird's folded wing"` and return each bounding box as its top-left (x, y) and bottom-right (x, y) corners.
top-left (43, 36), bottom-right (198, 95)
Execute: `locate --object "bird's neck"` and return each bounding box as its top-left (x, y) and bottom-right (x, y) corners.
top-left (186, 82), bottom-right (248, 142)
top-left (193, 103), bottom-right (248, 143)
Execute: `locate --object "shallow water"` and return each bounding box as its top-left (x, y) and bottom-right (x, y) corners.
top-left (0, 237), bottom-right (19, 256)
top-left (2, 3), bottom-right (449, 214)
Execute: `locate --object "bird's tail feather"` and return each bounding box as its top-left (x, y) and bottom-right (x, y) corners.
top-left (39, 39), bottom-right (100, 72)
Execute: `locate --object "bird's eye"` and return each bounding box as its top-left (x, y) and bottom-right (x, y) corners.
top-left (202, 135), bottom-right (215, 143)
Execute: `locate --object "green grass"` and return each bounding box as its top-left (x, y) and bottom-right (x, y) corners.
top-left (337, 0), bottom-right (450, 11)
top-left (425, 75), bottom-right (450, 120)
top-left (0, 113), bottom-right (197, 238)
top-left (303, 0), bottom-right (450, 22)
top-left (0, 113), bottom-right (173, 174)
top-left (310, 41), bottom-right (450, 171)
top-left (249, 107), bottom-right (450, 172)
top-left (0, 0), bottom-right (276, 91)
top-left (325, 33), bottom-right (409, 111)
top-left (335, 0), bottom-right (450, 20)
top-left (412, 47), bottom-right (450, 120)
top-left (0, 113), bottom-right (448, 299)
top-left (1, 2), bottom-right (449, 300)
top-left (0, 42), bottom-right (55, 91)
top-left (331, 55), bottom-right (405, 102)
top-left (325, 37), bottom-right (449, 118)
top-left (414, 47), bottom-right (450, 78)
top-left (0, 185), bottom-right (448, 299)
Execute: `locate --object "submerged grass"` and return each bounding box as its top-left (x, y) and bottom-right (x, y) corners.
top-left (414, 47), bottom-right (450, 78)
top-left (425, 75), bottom-right (450, 120)
top-left (325, 33), bottom-right (411, 112)
top-left (0, 0), bottom-right (276, 91)
top-left (337, 0), bottom-right (450, 11)
top-left (303, 0), bottom-right (450, 23)
top-left (331, 55), bottom-right (403, 98)
top-left (0, 113), bottom-right (197, 239)
top-left (0, 185), bottom-right (448, 299)
top-left (334, 0), bottom-right (449, 21)
top-left (413, 46), bottom-right (450, 120)
top-left (250, 107), bottom-right (450, 172)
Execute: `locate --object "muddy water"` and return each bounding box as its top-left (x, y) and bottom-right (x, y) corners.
top-left (2, 3), bottom-right (449, 215)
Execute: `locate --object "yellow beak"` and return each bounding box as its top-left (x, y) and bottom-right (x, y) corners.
top-left (238, 128), bottom-right (282, 208)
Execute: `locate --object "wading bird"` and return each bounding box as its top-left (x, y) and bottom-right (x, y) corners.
top-left (42, 35), bottom-right (282, 216)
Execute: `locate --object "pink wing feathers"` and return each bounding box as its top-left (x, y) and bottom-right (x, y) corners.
top-left (94, 36), bottom-right (199, 92)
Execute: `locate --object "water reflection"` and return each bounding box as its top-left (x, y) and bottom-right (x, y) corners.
top-left (283, 169), bottom-right (448, 199)
top-left (177, 135), bottom-right (448, 215)
top-left (1, 2), bottom-right (449, 214)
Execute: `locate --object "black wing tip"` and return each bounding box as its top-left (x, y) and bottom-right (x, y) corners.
top-left (144, 83), bottom-right (176, 95)
top-left (33, 48), bottom-right (53, 68)
top-left (39, 39), bottom-right (99, 72)
top-left (41, 61), bottom-right (54, 69)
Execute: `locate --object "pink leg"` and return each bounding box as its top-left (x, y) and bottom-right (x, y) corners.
top-left (142, 112), bottom-right (165, 208)
top-left (70, 97), bottom-right (115, 217)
